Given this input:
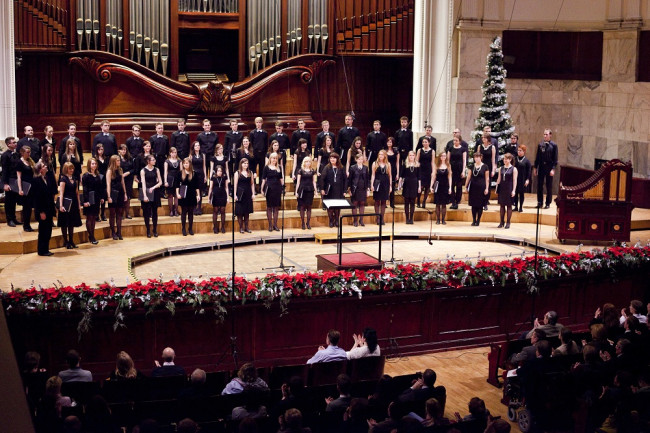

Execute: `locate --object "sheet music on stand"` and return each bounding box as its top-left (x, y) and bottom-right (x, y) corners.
top-left (322, 199), bottom-right (353, 210)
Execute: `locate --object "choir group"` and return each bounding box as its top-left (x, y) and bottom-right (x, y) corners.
top-left (1, 115), bottom-right (536, 256)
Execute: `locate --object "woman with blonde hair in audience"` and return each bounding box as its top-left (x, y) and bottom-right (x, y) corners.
top-left (106, 155), bottom-right (128, 240)
top-left (222, 362), bottom-right (269, 395)
top-left (108, 351), bottom-right (144, 381)
top-left (57, 161), bottom-right (82, 249)
top-left (81, 158), bottom-right (104, 244)
top-left (37, 376), bottom-right (72, 421)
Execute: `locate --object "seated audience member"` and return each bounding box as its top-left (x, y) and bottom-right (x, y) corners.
top-left (484, 417), bottom-right (511, 433)
top-left (108, 351), bottom-right (144, 381)
top-left (552, 327), bottom-right (580, 356)
top-left (179, 368), bottom-right (209, 399)
top-left (35, 376), bottom-right (73, 431)
top-left (510, 329), bottom-right (546, 364)
top-left (586, 323), bottom-right (614, 355)
top-left (601, 338), bottom-right (642, 376)
top-left (342, 398), bottom-right (370, 433)
top-left (58, 350), bottom-right (93, 382)
top-left (273, 376), bottom-right (307, 419)
top-left (24, 351), bottom-right (46, 374)
top-left (368, 375), bottom-right (396, 421)
top-left (397, 416), bottom-right (425, 432)
top-left (83, 395), bottom-right (120, 433)
top-left (306, 329), bottom-right (347, 364)
top-left (398, 369), bottom-right (446, 411)
top-left (632, 368), bottom-right (650, 429)
top-left (278, 408), bottom-right (312, 433)
top-left (23, 351), bottom-right (48, 410)
top-left (368, 400), bottom-right (410, 432)
top-left (456, 397), bottom-right (489, 425)
top-left (232, 388), bottom-right (269, 420)
top-left (347, 328), bottom-right (381, 360)
top-left (177, 418), bottom-right (199, 433)
top-left (325, 373), bottom-right (353, 414)
top-left (223, 362), bottom-right (269, 395)
top-left (526, 310), bottom-right (562, 338)
top-left (619, 299), bottom-right (648, 325)
top-left (570, 343), bottom-right (608, 401)
top-left (151, 347), bottom-right (185, 377)
top-left (63, 415), bottom-right (83, 433)
top-left (420, 397), bottom-right (449, 428)
top-left (590, 303), bottom-right (623, 341)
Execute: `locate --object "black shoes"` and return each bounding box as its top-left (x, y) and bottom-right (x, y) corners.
top-left (8, 221), bottom-right (16, 227)
top-left (38, 251), bottom-right (54, 256)
top-left (23, 226), bottom-right (33, 232)
top-left (544, 204), bottom-right (550, 209)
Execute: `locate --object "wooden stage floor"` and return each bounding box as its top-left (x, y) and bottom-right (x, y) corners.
top-left (1, 198), bottom-right (649, 290)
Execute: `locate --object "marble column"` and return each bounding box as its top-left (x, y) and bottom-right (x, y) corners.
top-left (411, 0), bottom-right (453, 135)
top-left (0, 1), bottom-right (17, 142)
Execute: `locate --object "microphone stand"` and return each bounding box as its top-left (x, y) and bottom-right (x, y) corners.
top-left (263, 184), bottom-right (294, 273)
top-left (229, 173), bottom-right (239, 369)
top-left (384, 185), bottom-right (401, 265)
top-left (427, 209), bottom-right (434, 245)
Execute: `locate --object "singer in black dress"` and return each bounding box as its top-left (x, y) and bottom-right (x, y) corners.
top-left (176, 158), bottom-right (201, 236)
top-left (371, 150), bottom-right (391, 225)
top-left (261, 153), bottom-right (284, 231)
top-left (190, 142), bottom-right (207, 214)
top-left (60, 139), bottom-right (83, 180)
top-left (33, 161), bottom-right (57, 256)
top-left (293, 139), bottom-right (310, 180)
top-left (39, 143), bottom-right (57, 191)
top-left (207, 165), bottom-right (229, 234)
top-left (266, 140), bottom-right (285, 180)
top-left (514, 145), bottom-right (532, 212)
top-left (57, 162), bottom-right (82, 248)
top-left (95, 144), bottom-right (109, 221)
top-left (386, 137), bottom-right (399, 208)
top-left (317, 136), bottom-right (334, 178)
top-left (348, 153), bottom-right (370, 227)
top-left (16, 146), bottom-right (36, 232)
top-left (478, 135), bottom-right (497, 211)
top-left (320, 152), bottom-right (346, 228)
top-left (447, 136), bottom-right (467, 209)
top-left (432, 152), bottom-right (452, 225)
top-left (496, 153), bottom-right (518, 229)
top-left (466, 152), bottom-right (490, 226)
top-left (81, 158), bottom-right (103, 244)
top-left (416, 137), bottom-right (434, 208)
top-left (295, 156), bottom-right (317, 230)
top-left (400, 151), bottom-right (420, 224)
top-left (234, 159), bottom-right (255, 233)
top-left (164, 148), bottom-right (181, 217)
top-left (210, 144), bottom-right (229, 181)
top-left (107, 155), bottom-right (127, 240)
top-left (118, 144), bottom-right (135, 219)
top-left (140, 155), bottom-right (162, 238)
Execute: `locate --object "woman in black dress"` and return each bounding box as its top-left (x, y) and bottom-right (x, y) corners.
top-left (295, 156), bottom-right (317, 230)
top-left (207, 164), bottom-right (229, 234)
top-left (118, 144), bottom-right (135, 219)
top-left (320, 152), bottom-right (346, 228)
top-left (496, 153), bottom-right (518, 229)
top-left (477, 134), bottom-right (496, 211)
top-left (176, 157), bottom-right (201, 236)
top-left (233, 158), bottom-right (255, 233)
top-left (371, 150), bottom-right (391, 225)
top-left (57, 161), bottom-right (83, 248)
top-left (266, 140), bottom-right (285, 180)
top-left (16, 146), bottom-right (36, 232)
top-left (348, 152), bottom-right (370, 227)
top-left (210, 143), bottom-right (230, 181)
top-left (345, 137), bottom-right (366, 176)
top-left (317, 135), bottom-right (334, 179)
top-left (261, 152), bottom-right (284, 231)
top-left (399, 151), bottom-right (420, 224)
top-left (107, 155), bottom-right (128, 240)
top-left (39, 143), bottom-right (57, 188)
top-left (514, 145), bottom-right (532, 212)
top-left (140, 155), bottom-right (162, 238)
top-left (386, 137), bottom-right (399, 208)
top-left (465, 152), bottom-right (490, 226)
top-left (95, 144), bottom-right (109, 221)
top-left (164, 147), bottom-right (181, 217)
top-left (81, 158), bottom-right (103, 244)
top-left (432, 152), bottom-right (452, 225)
top-left (60, 138), bottom-right (83, 180)
top-left (190, 141), bottom-right (207, 214)
top-left (292, 138), bottom-right (310, 180)
top-left (32, 161), bottom-right (56, 256)
top-left (447, 136), bottom-right (467, 209)
top-left (236, 137), bottom-right (255, 176)
top-left (416, 137), bottom-right (434, 208)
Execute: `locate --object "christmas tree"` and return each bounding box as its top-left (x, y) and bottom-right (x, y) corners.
top-left (469, 36), bottom-right (515, 166)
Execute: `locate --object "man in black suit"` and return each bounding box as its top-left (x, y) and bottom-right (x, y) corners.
top-left (315, 120), bottom-right (336, 154)
top-left (1, 137), bottom-right (20, 227)
top-left (32, 161), bottom-right (57, 256)
top-left (196, 118), bottom-right (218, 157)
top-left (366, 120), bottom-right (387, 166)
top-left (290, 119), bottom-right (311, 155)
top-left (444, 128), bottom-right (469, 153)
top-left (533, 129), bottom-right (558, 209)
top-left (149, 122), bottom-right (169, 173)
top-left (170, 118), bottom-right (190, 160)
top-left (59, 123), bottom-right (82, 164)
top-left (398, 368), bottom-right (446, 411)
top-left (224, 119), bottom-right (244, 176)
top-left (269, 121), bottom-right (290, 173)
top-left (395, 116), bottom-right (413, 169)
top-left (415, 125), bottom-right (436, 153)
top-left (337, 114), bottom-right (359, 166)
top-left (18, 125), bottom-right (41, 162)
top-left (126, 125), bottom-right (144, 158)
top-left (249, 116), bottom-right (268, 183)
top-left (474, 125), bottom-right (498, 149)
top-left (92, 120), bottom-right (117, 157)
top-left (152, 347), bottom-right (186, 377)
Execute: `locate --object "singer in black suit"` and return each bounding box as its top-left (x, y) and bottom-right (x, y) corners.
top-left (32, 161), bottom-right (57, 256)
top-left (197, 119), bottom-right (218, 156)
top-left (315, 120), bottom-right (336, 154)
top-left (150, 123), bottom-right (170, 173)
top-left (59, 123), bottom-right (82, 164)
top-left (533, 129), bottom-right (559, 209)
top-left (269, 121), bottom-right (290, 174)
top-left (415, 125), bottom-right (437, 153)
top-left (18, 125), bottom-right (41, 162)
top-left (224, 119), bottom-right (244, 176)
top-left (366, 120), bottom-right (387, 166)
top-left (395, 116), bottom-right (413, 169)
top-left (93, 120), bottom-right (118, 157)
top-left (1, 137), bottom-right (20, 227)
top-left (337, 114), bottom-right (359, 166)
top-left (290, 119), bottom-right (312, 154)
top-left (249, 117), bottom-right (268, 183)
top-left (126, 125), bottom-right (145, 158)
top-left (170, 119), bottom-right (191, 160)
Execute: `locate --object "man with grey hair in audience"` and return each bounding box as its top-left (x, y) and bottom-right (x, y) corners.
top-left (152, 347), bottom-right (186, 377)
top-left (526, 310), bottom-right (563, 339)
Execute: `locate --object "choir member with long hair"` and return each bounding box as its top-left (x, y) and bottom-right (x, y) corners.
top-left (164, 147), bottom-right (181, 216)
top-left (386, 137), bottom-right (399, 208)
top-left (106, 155), bottom-right (128, 240)
top-left (60, 138), bottom-right (82, 180)
top-left (81, 158), bottom-right (103, 244)
top-left (399, 150), bottom-right (420, 224)
top-left (16, 146), bottom-right (36, 232)
top-left (233, 158), bottom-right (255, 233)
top-left (317, 135), bottom-right (334, 178)
top-left (261, 152), bottom-right (284, 231)
top-left (118, 144), bottom-right (135, 219)
top-left (431, 152), bottom-right (452, 225)
top-left (345, 137), bottom-right (366, 176)
top-left (477, 134), bottom-right (496, 211)
top-left (94, 143), bottom-right (109, 221)
top-left (140, 154), bottom-right (162, 237)
top-left (295, 156), bottom-right (317, 230)
top-left (32, 161), bottom-right (56, 256)
top-left (39, 143), bottom-right (57, 187)
top-left (320, 152), bottom-right (346, 227)
top-left (207, 164), bottom-right (229, 234)
top-left (371, 150), bottom-right (391, 225)
top-left (496, 153), bottom-right (518, 229)
top-left (514, 145), bottom-right (532, 212)
top-left (210, 143), bottom-right (229, 181)
top-left (266, 140), bottom-right (285, 179)
top-left (348, 152), bottom-right (370, 227)
top-left (176, 157), bottom-right (201, 236)
top-left (416, 136), bottom-right (434, 208)
top-left (466, 152), bottom-right (490, 226)
top-left (292, 138), bottom-right (310, 180)
top-left (57, 162), bottom-right (82, 248)
top-left (190, 141), bottom-right (206, 215)
top-left (447, 135), bottom-right (467, 209)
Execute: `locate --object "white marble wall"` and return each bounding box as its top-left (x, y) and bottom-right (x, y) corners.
top-left (453, 28), bottom-right (650, 179)
top-left (0, 1), bottom-right (17, 144)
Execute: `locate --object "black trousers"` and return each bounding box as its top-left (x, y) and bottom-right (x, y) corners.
top-left (253, 151), bottom-right (266, 182)
top-left (4, 190), bottom-right (17, 223)
top-left (37, 216), bottom-right (53, 254)
top-left (537, 169), bottom-right (554, 206)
